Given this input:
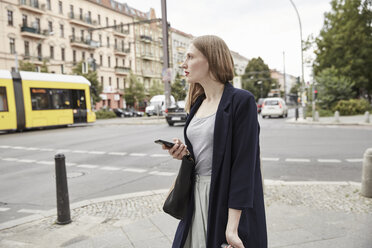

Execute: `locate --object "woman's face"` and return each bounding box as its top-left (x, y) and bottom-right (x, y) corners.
top-left (181, 44), bottom-right (210, 84)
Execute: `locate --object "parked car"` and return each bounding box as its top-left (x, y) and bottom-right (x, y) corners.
top-left (261, 98), bottom-right (288, 118)
top-left (257, 98), bottom-right (265, 113)
top-left (145, 95), bottom-right (176, 116)
top-left (124, 108), bottom-right (144, 117)
top-left (165, 100), bottom-right (187, 126)
top-left (113, 108), bottom-right (133, 118)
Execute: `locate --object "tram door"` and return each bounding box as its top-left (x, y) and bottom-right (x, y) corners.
top-left (71, 90), bottom-right (87, 123)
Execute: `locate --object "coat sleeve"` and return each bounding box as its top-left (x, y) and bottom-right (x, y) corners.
top-left (228, 92), bottom-right (259, 209)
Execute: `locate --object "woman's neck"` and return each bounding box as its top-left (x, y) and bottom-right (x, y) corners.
top-left (199, 78), bottom-right (225, 102)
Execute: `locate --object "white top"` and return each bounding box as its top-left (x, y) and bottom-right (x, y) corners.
top-left (0, 70), bottom-right (12, 79)
top-left (20, 71), bottom-right (91, 85)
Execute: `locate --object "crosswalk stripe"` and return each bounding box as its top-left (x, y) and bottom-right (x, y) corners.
top-left (17, 159), bottom-right (36, 163)
top-left (123, 168), bottom-right (147, 173)
top-left (262, 157), bottom-right (280, 162)
top-left (56, 149), bottom-right (71, 153)
top-left (77, 164), bottom-right (98, 169)
top-left (0, 145), bottom-right (10, 149)
top-left (108, 152), bottom-right (127, 156)
top-left (18, 209), bottom-right (44, 214)
top-left (72, 150), bottom-right (88, 154)
top-left (2, 158), bottom-right (18, 161)
top-left (66, 162), bottom-right (77, 166)
top-left (317, 159), bottom-right (342, 163)
top-left (39, 148), bottom-right (54, 152)
top-left (0, 207), bottom-right (10, 212)
top-left (150, 154), bottom-right (170, 158)
top-left (346, 159), bottom-right (363, 163)
top-left (36, 161), bottom-right (54, 165)
top-left (12, 146), bottom-right (26, 150)
top-left (285, 158), bottom-right (311, 163)
top-left (26, 147), bottom-right (40, 151)
top-left (129, 153), bottom-right (147, 157)
top-left (88, 151), bottom-right (106, 155)
top-left (149, 171), bottom-right (176, 177)
top-left (100, 166), bottom-right (121, 171)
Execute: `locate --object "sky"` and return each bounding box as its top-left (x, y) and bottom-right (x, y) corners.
top-left (118, 0), bottom-right (332, 83)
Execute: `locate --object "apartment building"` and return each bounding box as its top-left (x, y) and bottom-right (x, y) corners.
top-left (270, 69), bottom-right (297, 99)
top-left (170, 27), bottom-right (193, 81)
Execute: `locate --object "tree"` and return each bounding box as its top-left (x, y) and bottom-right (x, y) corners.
top-left (19, 61), bottom-right (36, 71)
top-left (313, 0), bottom-right (372, 100)
top-left (315, 67), bottom-right (356, 109)
top-left (171, 73), bottom-right (187, 101)
top-left (124, 73), bottom-right (145, 108)
top-left (242, 57), bottom-right (274, 100)
top-left (72, 61), bottom-right (102, 105)
top-left (148, 80), bottom-right (164, 97)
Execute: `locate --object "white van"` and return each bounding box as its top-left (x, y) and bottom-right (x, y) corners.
top-left (145, 95), bottom-right (175, 116)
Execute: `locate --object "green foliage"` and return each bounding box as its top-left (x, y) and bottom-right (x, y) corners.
top-left (124, 74), bottom-right (145, 108)
top-left (72, 61), bottom-right (102, 105)
top-left (171, 73), bottom-right (187, 101)
top-left (242, 57), bottom-right (274, 100)
top-left (148, 81), bottom-right (164, 97)
top-left (19, 61), bottom-right (36, 71)
top-left (40, 60), bottom-right (48, 72)
top-left (95, 109), bottom-right (117, 119)
top-left (314, 0), bottom-right (372, 99)
top-left (333, 98), bottom-right (372, 115)
top-left (315, 67), bottom-right (356, 109)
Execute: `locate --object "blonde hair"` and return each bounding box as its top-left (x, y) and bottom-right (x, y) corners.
top-left (185, 35), bottom-right (235, 112)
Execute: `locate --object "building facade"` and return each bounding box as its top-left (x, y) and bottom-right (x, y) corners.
top-left (270, 69), bottom-right (297, 100)
top-left (230, 51), bottom-right (249, 76)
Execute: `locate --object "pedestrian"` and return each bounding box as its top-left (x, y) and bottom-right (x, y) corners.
top-left (162, 35), bottom-right (267, 248)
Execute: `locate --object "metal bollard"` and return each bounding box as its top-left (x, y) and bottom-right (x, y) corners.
top-left (314, 111), bottom-right (319, 122)
top-left (364, 111), bottom-right (370, 123)
top-left (55, 154), bottom-right (71, 224)
top-left (334, 111), bottom-right (340, 123)
top-left (361, 148), bottom-right (372, 198)
top-left (295, 107), bottom-right (299, 120)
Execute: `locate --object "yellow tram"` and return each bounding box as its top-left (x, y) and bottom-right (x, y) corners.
top-left (0, 70), bottom-right (95, 131)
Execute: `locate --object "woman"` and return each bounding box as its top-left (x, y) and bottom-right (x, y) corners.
top-left (163, 35), bottom-right (267, 248)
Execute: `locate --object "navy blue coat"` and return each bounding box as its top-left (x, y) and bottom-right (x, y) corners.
top-left (172, 82), bottom-right (267, 248)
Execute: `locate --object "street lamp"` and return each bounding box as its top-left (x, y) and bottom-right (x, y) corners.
top-left (257, 80), bottom-right (263, 98)
top-left (289, 0), bottom-right (305, 118)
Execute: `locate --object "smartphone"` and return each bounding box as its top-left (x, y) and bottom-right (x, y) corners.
top-left (154, 139), bottom-right (175, 148)
top-left (221, 244), bottom-right (229, 248)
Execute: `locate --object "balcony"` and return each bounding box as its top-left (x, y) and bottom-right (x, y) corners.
top-left (114, 48), bottom-right (130, 56)
top-left (113, 27), bottom-right (130, 38)
top-left (19, 0), bottom-right (44, 14)
top-left (140, 35), bottom-right (152, 43)
top-left (141, 53), bottom-right (155, 61)
top-left (115, 66), bottom-right (131, 75)
top-left (20, 26), bottom-right (46, 39)
top-left (70, 36), bottom-right (99, 50)
top-left (68, 12), bottom-right (96, 28)
top-left (142, 70), bottom-right (160, 78)
top-left (22, 54), bottom-right (46, 65)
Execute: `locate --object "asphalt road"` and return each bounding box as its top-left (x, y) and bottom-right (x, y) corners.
top-left (0, 114), bottom-right (371, 223)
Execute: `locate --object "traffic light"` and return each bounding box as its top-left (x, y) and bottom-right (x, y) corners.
top-left (296, 76), bottom-right (300, 84)
top-left (314, 89), bottom-right (318, 100)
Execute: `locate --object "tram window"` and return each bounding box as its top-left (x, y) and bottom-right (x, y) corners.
top-left (50, 89), bottom-right (71, 109)
top-left (31, 88), bottom-right (50, 110)
top-left (0, 87), bottom-right (8, 112)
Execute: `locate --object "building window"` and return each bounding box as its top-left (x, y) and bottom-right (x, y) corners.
top-left (60, 24), bottom-right (64, 37)
top-left (7, 10), bottom-right (13, 26)
top-left (117, 78), bottom-right (119, 89)
top-left (81, 30), bottom-right (84, 42)
top-left (61, 48), bottom-right (65, 61)
top-left (9, 38), bottom-right (15, 54)
top-left (69, 5), bottom-right (74, 18)
top-left (24, 41), bottom-right (30, 57)
top-left (109, 77), bottom-right (111, 86)
top-left (100, 55), bottom-right (103, 66)
top-left (50, 46), bottom-right (54, 59)
top-left (82, 51), bottom-right (85, 61)
top-left (107, 37), bottom-right (110, 48)
top-left (22, 14), bottom-right (27, 27)
top-left (98, 14), bottom-right (101, 25)
top-left (101, 76), bottom-right (103, 85)
top-left (73, 50), bottom-right (76, 64)
top-left (47, 0), bottom-right (51, 10)
top-left (48, 21), bottom-right (53, 33)
top-left (108, 56), bottom-right (111, 67)
top-left (72, 27), bottom-right (75, 39)
top-left (0, 87), bottom-right (8, 112)
top-left (58, 1), bottom-right (63, 14)
top-left (79, 8), bottom-right (83, 20)
top-left (115, 58), bottom-right (118, 67)
top-left (37, 44), bottom-right (42, 60)
top-left (61, 65), bottom-right (64, 74)
top-left (99, 34), bottom-right (102, 45)
top-left (114, 38), bottom-right (117, 49)
top-left (106, 17), bottom-right (108, 27)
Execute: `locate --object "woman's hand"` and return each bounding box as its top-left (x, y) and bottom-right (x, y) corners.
top-left (225, 230), bottom-right (244, 248)
top-left (225, 208), bottom-right (244, 248)
top-left (162, 138), bottom-right (188, 160)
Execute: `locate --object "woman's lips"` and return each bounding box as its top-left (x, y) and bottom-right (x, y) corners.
top-left (185, 71), bottom-right (189, 76)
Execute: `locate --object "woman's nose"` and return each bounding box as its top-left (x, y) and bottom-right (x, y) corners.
top-left (181, 60), bottom-right (187, 69)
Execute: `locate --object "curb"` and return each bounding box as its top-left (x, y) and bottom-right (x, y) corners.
top-left (0, 181), bottom-right (361, 231)
top-left (286, 119), bottom-right (372, 126)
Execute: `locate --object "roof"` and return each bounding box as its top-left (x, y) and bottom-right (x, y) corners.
top-left (230, 51), bottom-right (249, 61)
top-left (0, 70), bottom-right (12, 79)
top-left (20, 71), bottom-right (91, 85)
top-left (170, 27), bottom-right (194, 39)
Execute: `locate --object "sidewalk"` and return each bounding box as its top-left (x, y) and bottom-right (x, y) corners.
top-left (94, 116), bottom-right (167, 126)
top-left (286, 114), bottom-right (372, 126)
top-left (1, 181), bottom-right (371, 248)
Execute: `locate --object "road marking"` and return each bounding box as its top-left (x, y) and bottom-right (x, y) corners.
top-left (123, 168), bottom-right (147, 173)
top-left (12, 146), bottom-right (26, 150)
top-left (285, 158), bottom-right (311, 163)
top-left (39, 148), bottom-right (54, 152)
top-left (88, 151), bottom-right (106, 155)
top-left (129, 153), bottom-right (147, 157)
top-left (0, 208), bottom-right (10, 212)
top-left (36, 161), bottom-right (54, 165)
top-left (18, 209), bottom-right (44, 214)
top-left (17, 159), bottom-right (36, 163)
top-left (77, 164), bottom-right (99, 169)
top-left (149, 171), bottom-right (176, 177)
top-left (66, 162), bottom-right (77, 166)
top-left (56, 149), bottom-right (71, 153)
top-left (150, 154), bottom-right (170, 158)
top-left (262, 157), bottom-right (280, 162)
top-left (0, 145), bottom-right (10, 149)
top-left (346, 159), bottom-right (363, 163)
top-left (108, 152), bottom-right (127, 156)
top-left (100, 166), bottom-right (121, 171)
top-left (317, 159), bottom-right (342, 163)
top-left (26, 147), bottom-right (40, 151)
top-left (72, 150), bottom-right (88, 154)
top-left (2, 158), bottom-right (18, 161)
